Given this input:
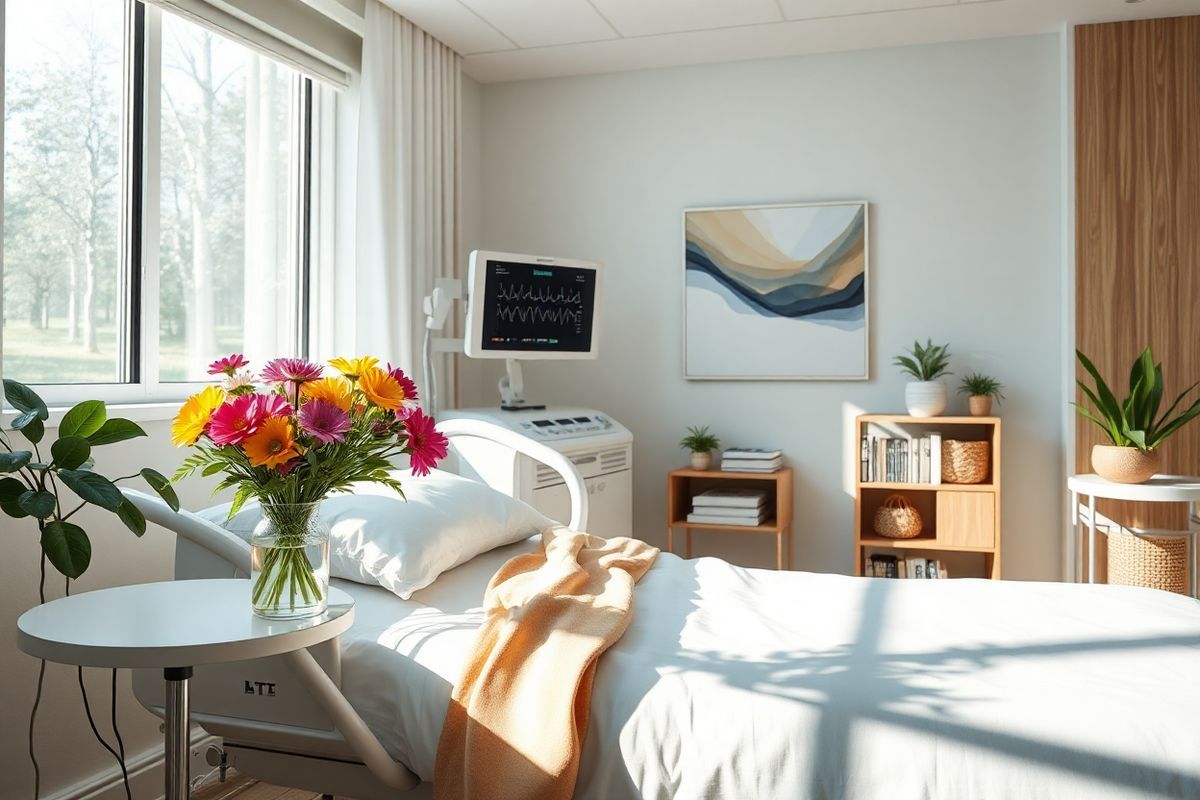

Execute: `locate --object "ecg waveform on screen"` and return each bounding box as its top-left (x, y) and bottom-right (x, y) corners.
top-left (493, 281), bottom-right (584, 328)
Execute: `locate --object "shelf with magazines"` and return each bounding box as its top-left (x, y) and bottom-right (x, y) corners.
top-left (855, 414), bottom-right (1001, 580)
top-left (666, 465), bottom-right (793, 570)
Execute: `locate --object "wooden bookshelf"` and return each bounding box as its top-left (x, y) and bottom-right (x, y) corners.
top-left (854, 414), bottom-right (1002, 579)
top-left (667, 467), bottom-right (794, 569)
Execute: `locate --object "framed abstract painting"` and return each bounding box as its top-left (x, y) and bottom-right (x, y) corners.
top-left (683, 201), bottom-right (869, 380)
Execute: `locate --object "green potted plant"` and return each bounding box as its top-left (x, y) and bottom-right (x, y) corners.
top-left (680, 425), bottom-right (720, 470)
top-left (894, 339), bottom-right (952, 417)
top-left (959, 372), bottom-right (1005, 417)
top-left (1075, 347), bottom-right (1200, 483)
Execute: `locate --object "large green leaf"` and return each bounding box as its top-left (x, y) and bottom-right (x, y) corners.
top-left (87, 418), bottom-right (147, 447)
top-left (57, 468), bottom-right (123, 511)
top-left (0, 451), bottom-right (32, 473)
top-left (41, 521), bottom-right (91, 579)
top-left (18, 417), bottom-right (45, 446)
top-left (141, 468), bottom-right (180, 512)
top-left (50, 436), bottom-right (92, 470)
top-left (17, 490), bottom-right (56, 519)
top-left (2, 500), bottom-right (29, 519)
top-left (2, 379), bottom-right (48, 420)
top-left (1076, 350), bottom-right (1125, 429)
top-left (58, 400), bottom-right (107, 439)
top-left (0, 477), bottom-right (27, 502)
top-left (115, 498), bottom-right (146, 536)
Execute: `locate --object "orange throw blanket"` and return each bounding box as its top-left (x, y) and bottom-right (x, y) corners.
top-left (434, 527), bottom-right (659, 800)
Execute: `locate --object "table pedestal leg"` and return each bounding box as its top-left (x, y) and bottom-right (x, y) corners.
top-left (164, 666), bottom-right (192, 800)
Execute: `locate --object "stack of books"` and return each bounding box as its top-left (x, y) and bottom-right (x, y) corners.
top-left (860, 433), bottom-right (941, 484)
top-left (865, 554), bottom-right (949, 579)
top-left (720, 447), bottom-right (783, 473)
top-left (686, 488), bottom-right (769, 526)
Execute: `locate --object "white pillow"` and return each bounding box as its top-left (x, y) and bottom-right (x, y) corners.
top-left (197, 469), bottom-right (550, 599)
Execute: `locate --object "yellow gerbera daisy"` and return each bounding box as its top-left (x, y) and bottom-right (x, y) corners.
top-left (328, 355), bottom-right (379, 381)
top-left (242, 416), bottom-right (299, 469)
top-left (357, 367), bottom-right (405, 411)
top-left (301, 376), bottom-right (354, 412)
top-left (171, 385), bottom-right (226, 447)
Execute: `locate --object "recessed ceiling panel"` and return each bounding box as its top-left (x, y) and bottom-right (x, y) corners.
top-left (459, 0), bottom-right (619, 48)
top-left (589, 0), bottom-right (784, 37)
top-left (379, 0), bottom-right (516, 54)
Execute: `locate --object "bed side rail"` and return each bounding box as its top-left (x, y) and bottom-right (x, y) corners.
top-left (122, 488), bottom-right (252, 575)
top-left (435, 417), bottom-right (590, 532)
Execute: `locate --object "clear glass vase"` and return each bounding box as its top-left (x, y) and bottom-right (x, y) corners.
top-left (250, 502), bottom-right (330, 620)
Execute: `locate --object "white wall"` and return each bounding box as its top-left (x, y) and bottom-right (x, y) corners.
top-left (0, 419), bottom-right (221, 799)
top-left (466, 35), bottom-right (1065, 578)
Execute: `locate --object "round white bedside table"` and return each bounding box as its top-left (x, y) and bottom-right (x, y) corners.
top-left (16, 579), bottom-right (354, 800)
top-left (1067, 474), bottom-right (1200, 595)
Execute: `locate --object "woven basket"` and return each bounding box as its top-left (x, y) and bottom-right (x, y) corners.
top-left (1108, 532), bottom-right (1188, 594)
top-left (941, 440), bottom-right (990, 484)
top-left (873, 494), bottom-right (923, 539)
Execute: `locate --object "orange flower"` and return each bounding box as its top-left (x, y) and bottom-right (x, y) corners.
top-left (171, 386), bottom-right (226, 446)
top-left (328, 356), bottom-right (378, 381)
top-left (242, 416), bottom-right (299, 469)
top-left (357, 367), bottom-right (406, 412)
top-left (301, 376), bottom-right (353, 412)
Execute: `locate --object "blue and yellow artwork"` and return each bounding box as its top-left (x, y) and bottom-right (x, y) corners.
top-left (684, 202), bottom-right (868, 379)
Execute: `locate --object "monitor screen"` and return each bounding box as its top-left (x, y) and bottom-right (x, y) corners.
top-left (474, 257), bottom-right (598, 355)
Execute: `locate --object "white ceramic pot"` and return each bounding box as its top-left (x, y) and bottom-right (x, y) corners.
top-left (968, 395), bottom-right (993, 417)
top-left (1092, 444), bottom-right (1160, 484)
top-left (690, 451), bottom-right (712, 470)
top-left (905, 381), bottom-right (947, 417)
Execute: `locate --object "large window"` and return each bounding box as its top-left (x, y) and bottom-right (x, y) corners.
top-left (3, 0), bottom-right (316, 399)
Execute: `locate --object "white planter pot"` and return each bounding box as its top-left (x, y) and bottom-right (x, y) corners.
top-left (905, 381), bottom-right (947, 417)
top-left (690, 451), bottom-right (713, 470)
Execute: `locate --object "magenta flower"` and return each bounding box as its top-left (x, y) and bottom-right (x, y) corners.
top-left (299, 399), bottom-right (351, 445)
top-left (403, 409), bottom-right (447, 477)
top-left (386, 363), bottom-right (421, 418)
top-left (208, 393), bottom-right (293, 446)
top-left (277, 457), bottom-right (304, 476)
top-left (207, 353), bottom-right (249, 376)
top-left (261, 357), bottom-right (324, 385)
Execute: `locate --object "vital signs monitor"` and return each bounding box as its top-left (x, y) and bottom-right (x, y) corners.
top-left (463, 251), bottom-right (602, 360)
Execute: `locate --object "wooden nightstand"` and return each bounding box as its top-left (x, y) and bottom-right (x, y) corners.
top-left (667, 467), bottom-right (794, 569)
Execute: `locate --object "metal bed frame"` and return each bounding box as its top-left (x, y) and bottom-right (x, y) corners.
top-left (123, 419), bottom-right (590, 799)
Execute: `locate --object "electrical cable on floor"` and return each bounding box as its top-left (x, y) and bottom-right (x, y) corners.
top-left (28, 552), bottom-right (46, 800)
top-left (110, 669), bottom-right (131, 794)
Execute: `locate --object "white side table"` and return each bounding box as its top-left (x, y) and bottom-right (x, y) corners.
top-left (17, 579), bottom-right (354, 800)
top-left (1067, 474), bottom-right (1200, 595)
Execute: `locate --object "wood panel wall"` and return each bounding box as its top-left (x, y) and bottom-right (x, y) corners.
top-left (1076, 16), bottom-right (1200, 538)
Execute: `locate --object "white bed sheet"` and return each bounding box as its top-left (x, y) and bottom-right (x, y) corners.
top-left (335, 540), bottom-right (1200, 799)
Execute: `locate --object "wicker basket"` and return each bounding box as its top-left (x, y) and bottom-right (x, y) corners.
top-left (1108, 532), bottom-right (1188, 594)
top-left (941, 440), bottom-right (990, 484)
top-left (873, 494), bottom-right (923, 539)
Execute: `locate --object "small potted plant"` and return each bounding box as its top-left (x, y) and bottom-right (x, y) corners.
top-left (894, 339), bottom-right (952, 417)
top-left (1075, 347), bottom-right (1200, 483)
top-left (959, 372), bottom-right (1004, 416)
top-left (680, 425), bottom-right (720, 470)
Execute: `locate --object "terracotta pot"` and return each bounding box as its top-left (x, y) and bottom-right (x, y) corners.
top-left (1091, 444), bottom-right (1160, 484)
top-left (968, 395), bottom-right (993, 417)
top-left (690, 451), bottom-right (713, 470)
top-left (905, 381), bottom-right (947, 417)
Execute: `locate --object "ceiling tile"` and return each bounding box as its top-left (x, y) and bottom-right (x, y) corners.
top-left (380, 0), bottom-right (516, 54)
top-left (779, 0), bottom-right (943, 21)
top-left (459, 0), bottom-right (619, 48)
top-left (589, 0), bottom-right (784, 37)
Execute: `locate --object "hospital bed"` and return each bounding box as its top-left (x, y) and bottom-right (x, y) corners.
top-left (127, 420), bottom-right (1200, 800)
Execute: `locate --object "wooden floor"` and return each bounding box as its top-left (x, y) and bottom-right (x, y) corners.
top-left (193, 773), bottom-right (325, 800)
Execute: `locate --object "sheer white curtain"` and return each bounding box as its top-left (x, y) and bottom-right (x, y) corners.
top-left (350, 0), bottom-right (461, 406)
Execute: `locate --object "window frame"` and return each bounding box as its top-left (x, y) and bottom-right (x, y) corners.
top-left (9, 0), bottom-right (318, 408)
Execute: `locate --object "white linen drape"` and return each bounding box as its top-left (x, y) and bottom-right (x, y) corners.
top-left (352, 1), bottom-right (461, 407)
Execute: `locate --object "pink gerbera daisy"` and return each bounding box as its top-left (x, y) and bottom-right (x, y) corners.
top-left (299, 399), bottom-right (352, 445)
top-left (261, 357), bottom-right (324, 385)
top-left (386, 363), bottom-right (421, 418)
top-left (207, 353), bottom-right (249, 376)
top-left (403, 409), bottom-right (448, 477)
top-left (208, 394), bottom-right (268, 446)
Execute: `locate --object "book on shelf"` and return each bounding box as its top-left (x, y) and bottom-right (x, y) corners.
top-left (691, 488), bottom-right (768, 509)
top-left (686, 511), bottom-right (767, 526)
top-left (860, 432), bottom-right (942, 485)
top-left (688, 504), bottom-right (766, 518)
top-left (721, 457), bottom-right (783, 472)
top-left (722, 447), bottom-right (782, 460)
top-left (864, 553), bottom-right (948, 579)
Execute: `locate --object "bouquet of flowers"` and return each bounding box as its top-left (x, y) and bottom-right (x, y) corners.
top-left (172, 354), bottom-right (448, 618)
